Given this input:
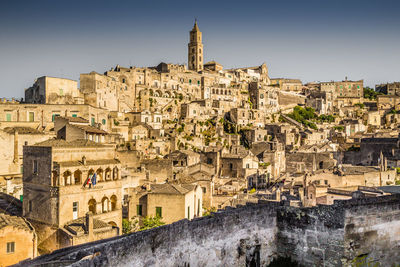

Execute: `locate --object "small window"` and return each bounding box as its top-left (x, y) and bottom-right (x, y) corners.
top-left (52, 114), bottom-right (60, 122)
top-left (189, 79), bottom-right (192, 84)
top-left (6, 113), bottom-right (11, 121)
top-left (33, 160), bottom-right (38, 174)
top-left (7, 242), bottom-right (15, 254)
top-left (137, 204), bottom-right (143, 216)
top-left (59, 89), bottom-right (64, 96)
top-left (156, 207), bottom-right (162, 218)
top-left (102, 119), bottom-right (106, 125)
top-left (91, 118), bottom-right (95, 126)
top-left (198, 81), bottom-right (200, 85)
top-left (187, 206), bottom-right (190, 219)
top-left (72, 114), bottom-right (77, 118)
top-left (28, 200), bottom-right (32, 212)
top-left (202, 187), bottom-right (206, 194)
top-left (246, 163), bottom-right (250, 168)
top-left (122, 78), bottom-right (126, 83)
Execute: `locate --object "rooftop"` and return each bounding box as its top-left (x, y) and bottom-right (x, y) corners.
top-left (0, 212), bottom-right (34, 232)
top-left (33, 138), bottom-right (106, 148)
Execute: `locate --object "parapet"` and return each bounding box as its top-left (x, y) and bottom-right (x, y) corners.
top-left (15, 194), bottom-right (400, 266)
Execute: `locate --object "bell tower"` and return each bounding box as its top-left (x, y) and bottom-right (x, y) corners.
top-left (188, 20), bottom-right (203, 72)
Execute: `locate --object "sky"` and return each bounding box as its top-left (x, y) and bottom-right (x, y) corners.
top-left (0, 0), bottom-right (399, 99)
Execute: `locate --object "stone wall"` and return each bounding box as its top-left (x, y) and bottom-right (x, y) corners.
top-left (16, 195), bottom-right (400, 267)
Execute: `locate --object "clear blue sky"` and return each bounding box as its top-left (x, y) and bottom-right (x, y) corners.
top-left (0, 0), bottom-right (399, 98)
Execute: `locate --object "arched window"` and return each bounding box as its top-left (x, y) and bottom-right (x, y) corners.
top-left (102, 197), bottom-right (109, 213)
top-left (74, 170), bottom-right (82, 184)
top-left (88, 199), bottom-right (97, 214)
top-left (110, 195), bottom-right (117, 211)
top-left (112, 167), bottom-right (119, 180)
top-left (96, 168), bottom-right (104, 182)
top-left (63, 171), bottom-right (71, 186)
top-left (105, 168), bottom-right (112, 181)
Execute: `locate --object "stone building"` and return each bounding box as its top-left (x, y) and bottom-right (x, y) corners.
top-left (80, 72), bottom-right (133, 112)
top-left (0, 212), bottom-right (37, 266)
top-left (188, 20), bottom-right (203, 72)
top-left (128, 183), bottom-right (203, 224)
top-left (270, 78), bottom-right (302, 92)
top-left (25, 76), bottom-right (83, 105)
top-left (376, 82), bottom-right (400, 95)
top-left (22, 138), bottom-right (122, 253)
top-left (0, 102), bottom-right (110, 132)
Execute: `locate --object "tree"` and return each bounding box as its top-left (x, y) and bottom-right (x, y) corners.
top-left (140, 216), bottom-right (165, 230)
top-left (122, 218), bottom-right (133, 234)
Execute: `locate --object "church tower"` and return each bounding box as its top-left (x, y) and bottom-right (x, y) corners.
top-left (188, 20), bottom-right (203, 72)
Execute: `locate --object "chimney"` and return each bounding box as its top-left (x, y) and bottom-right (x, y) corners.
top-left (85, 212), bottom-right (94, 239)
top-left (82, 156), bottom-right (86, 165)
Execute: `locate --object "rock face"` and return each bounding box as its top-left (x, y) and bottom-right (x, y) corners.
top-left (17, 195), bottom-right (400, 267)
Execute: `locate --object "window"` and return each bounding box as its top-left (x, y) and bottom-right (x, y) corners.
top-left (7, 242), bottom-right (15, 254)
top-left (52, 114), bottom-right (60, 122)
top-left (28, 200), bottom-right (32, 212)
top-left (33, 160), bottom-right (38, 174)
top-left (198, 80), bottom-right (200, 85)
top-left (6, 113), bottom-right (11, 121)
top-left (102, 119), bottom-right (106, 125)
top-left (189, 79), bottom-right (192, 84)
top-left (156, 207), bottom-right (162, 218)
top-left (91, 118), bottom-right (95, 126)
top-left (187, 206), bottom-right (190, 219)
top-left (72, 114), bottom-right (77, 118)
top-left (19, 195), bottom-right (23, 202)
top-left (122, 78), bottom-right (126, 83)
top-left (202, 187), bottom-right (206, 194)
top-left (73, 202), bottom-right (78, 220)
top-left (59, 89), bottom-right (64, 96)
top-left (137, 204), bottom-right (143, 216)
top-left (246, 163), bottom-right (250, 168)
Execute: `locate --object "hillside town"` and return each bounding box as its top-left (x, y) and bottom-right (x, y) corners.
top-left (1, 21), bottom-right (400, 265)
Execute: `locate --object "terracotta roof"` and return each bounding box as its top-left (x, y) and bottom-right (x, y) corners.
top-left (64, 217), bottom-right (112, 235)
top-left (65, 116), bottom-right (89, 123)
top-left (33, 138), bottom-right (105, 148)
top-left (3, 127), bottom-right (43, 135)
top-left (72, 124), bottom-right (108, 134)
top-left (0, 213), bottom-right (34, 232)
top-left (150, 183), bottom-right (193, 195)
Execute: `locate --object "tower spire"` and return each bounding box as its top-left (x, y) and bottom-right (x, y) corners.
top-left (188, 21), bottom-right (203, 71)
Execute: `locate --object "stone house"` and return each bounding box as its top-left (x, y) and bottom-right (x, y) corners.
top-left (164, 150), bottom-right (201, 169)
top-left (220, 151), bottom-right (259, 179)
top-left (228, 108), bottom-right (264, 127)
top-left (270, 78), bottom-right (302, 92)
top-left (55, 116), bottom-right (109, 143)
top-left (22, 138), bottom-right (122, 253)
top-left (376, 95), bottom-right (400, 111)
top-left (376, 82), bottom-right (400, 96)
top-left (286, 152), bottom-right (336, 174)
top-left (25, 76), bottom-right (83, 105)
top-left (128, 183), bottom-right (203, 224)
top-left (250, 140), bottom-right (286, 179)
top-left (0, 102), bottom-right (110, 132)
top-left (0, 127), bottom-right (52, 198)
top-left (0, 212), bottom-right (37, 266)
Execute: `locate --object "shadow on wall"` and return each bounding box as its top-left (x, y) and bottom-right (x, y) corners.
top-left (267, 257), bottom-right (302, 267)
